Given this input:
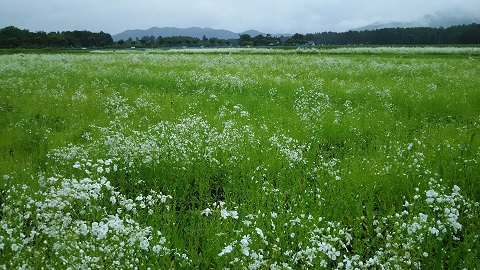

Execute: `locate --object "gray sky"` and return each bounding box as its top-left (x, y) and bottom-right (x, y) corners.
top-left (1, 0), bottom-right (479, 34)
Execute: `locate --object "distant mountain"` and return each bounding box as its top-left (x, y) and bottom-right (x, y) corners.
top-left (112, 27), bottom-right (291, 41)
top-left (353, 11), bottom-right (480, 31)
top-left (240, 29), bottom-right (264, 37)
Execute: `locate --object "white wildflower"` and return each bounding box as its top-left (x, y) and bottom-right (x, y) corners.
top-left (407, 143), bottom-right (413, 150)
top-left (229, 210), bottom-right (239, 219)
top-left (201, 208), bottom-right (212, 216)
top-left (152, 245), bottom-right (162, 254)
top-left (139, 238), bottom-right (149, 250)
top-left (419, 213), bottom-right (428, 223)
top-left (429, 227), bottom-right (440, 236)
top-left (220, 209), bottom-right (229, 219)
top-left (219, 244), bottom-right (234, 257)
top-left (255, 228), bottom-right (265, 239)
top-left (426, 189), bottom-right (438, 198)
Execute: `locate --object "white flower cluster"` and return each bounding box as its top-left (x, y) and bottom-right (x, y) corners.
top-left (292, 222), bottom-right (353, 266)
top-left (216, 104), bottom-right (251, 120)
top-left (346, 178), bottom-right (473, 269)
top-left (422, 179), bottom-right (465, 234)
top-left (294, 86), bottom-right (331, 130)
top-left (0, 161), bottom-right (186, 269)
top-left (94, 114), bottom-right (259, 172)
top-left (374, 139), bottom-right (427, 177)
top-left (201, 201), bottom-right (238, 220)
top-left (173, 66), bottom-right (259, 95)
top-left (269, 134), bottom-right (310, 166)
top-left (209, 207), bottom-right (354, 269)
top-left (201, 174), bottom-right (475, 269)
top-left (104, 92), bottom-right (135, 120)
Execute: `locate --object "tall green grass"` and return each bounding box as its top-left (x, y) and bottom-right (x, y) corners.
top-left (0, 49), bottom-right (479, 269)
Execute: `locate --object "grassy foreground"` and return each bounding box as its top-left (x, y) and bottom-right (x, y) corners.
top-left (0, 48), bottom-right (479, 269)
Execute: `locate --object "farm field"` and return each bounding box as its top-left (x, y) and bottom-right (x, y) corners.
top-left (0, 47), bottom-right (479, 269)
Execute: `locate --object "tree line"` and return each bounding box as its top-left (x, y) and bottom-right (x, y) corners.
top-left (0, 26), bottom-right (113, 48)
top-left (306, 23), bottom-right (480, 45)
top-left (120, 24), bottom-right (480, 47)
top-left (119, 35), bottom-right (235, 48)
top-left (1, 23), bottom-right (479, 49)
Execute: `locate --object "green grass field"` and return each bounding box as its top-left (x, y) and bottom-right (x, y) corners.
top-left (1, 47), bottom-right (479, 269)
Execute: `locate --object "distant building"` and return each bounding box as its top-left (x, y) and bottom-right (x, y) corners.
top-left (305, 41), bottom-right (315, 46)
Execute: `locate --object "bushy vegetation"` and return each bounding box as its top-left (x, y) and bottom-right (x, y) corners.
top-left (0, 48), bottom-right (479, 269)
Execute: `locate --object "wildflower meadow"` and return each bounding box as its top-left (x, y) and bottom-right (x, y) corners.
top-left (0, 47), bottom-right (479, 269)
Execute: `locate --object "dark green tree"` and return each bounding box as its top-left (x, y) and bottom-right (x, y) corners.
top-left (239, 34), bottom-right (252, 46)
top-left (286, 33), bottom-right (307, 45)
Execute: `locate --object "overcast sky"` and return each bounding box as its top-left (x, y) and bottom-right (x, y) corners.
top-left (1, 0), bottom-right (479, 35)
